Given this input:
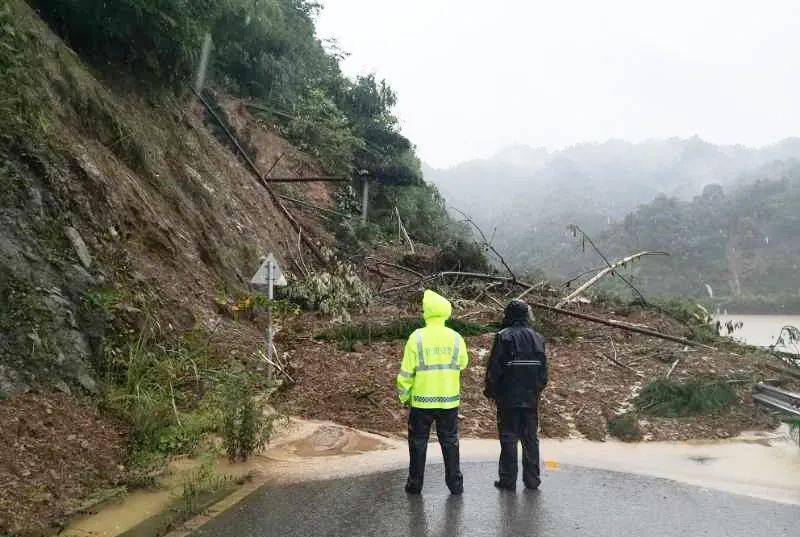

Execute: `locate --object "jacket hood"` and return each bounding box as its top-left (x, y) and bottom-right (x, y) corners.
top-left (503, 300), bottom-right (530, 327)
top-left (422, 290), bottom-right (452, 324)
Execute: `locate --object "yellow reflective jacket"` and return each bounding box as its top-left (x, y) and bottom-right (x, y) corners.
top-left (396, 290), bottom-right (469, 409)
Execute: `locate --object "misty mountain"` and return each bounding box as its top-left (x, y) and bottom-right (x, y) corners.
top-left (425, 137), bottom-right (800, 284)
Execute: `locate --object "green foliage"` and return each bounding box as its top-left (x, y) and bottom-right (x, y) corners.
top-left (596, 171), bottom-right (800, 306)
top-left (280, 88), bottom-right (364, 176)
top-left (104, 318), bottom-right (276, 467)
top-left (283, 262), bottom-right (371, 319)
top-left (607, 414), bottom-right (643, 442)
top-left (652, 298), bottom-right (718, 342)
top-left (104, 325), bottom-right (218, 455)
top-left (218, 373), bottom-right (274, 462)
top-left (635, 378), bottom-right (737, 417)
top-left (35, 0), bottom-right (424, 186)
top-left (34, 0), bottom-right (213, 84)
top-left (789, 420), bottom-right (799, 447)
top-left (0, 2), bottom-right (50, 152)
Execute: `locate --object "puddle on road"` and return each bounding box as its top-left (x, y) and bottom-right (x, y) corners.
top-left (269, 424), bottom-right (388, 458)
top-left (62, 421), bottom-right (800, 536)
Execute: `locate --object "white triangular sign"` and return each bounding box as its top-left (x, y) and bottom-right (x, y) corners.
top-left (251, 253), bottom-right (287, 287)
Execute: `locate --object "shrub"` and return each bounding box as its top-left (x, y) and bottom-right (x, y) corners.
top-left (34, 0), bottom-right (213, 84)
top-left (635, 378), bottom-right (737, 417)
top-left (789, 420), bottom-right (799, 447)
top-left (218, 375), bottom-right (274, 462)
top-left (652, 298), bottom-right (718, 342)
top-left (178, 456), bottom-right (233, 520)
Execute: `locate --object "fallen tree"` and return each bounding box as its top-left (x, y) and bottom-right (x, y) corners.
top-left (556, 250), bottom-right (669, 308)
top-left (379, 269), bottom-right (714, 349)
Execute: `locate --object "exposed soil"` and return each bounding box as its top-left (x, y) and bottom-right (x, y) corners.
top-left (0, 392), bottom-right (128, 536)
top-left (280, 299), bottom-right (790, 442)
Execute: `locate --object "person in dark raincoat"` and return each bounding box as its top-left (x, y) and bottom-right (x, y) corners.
top-left (484, 299), bottom-right (548, 490)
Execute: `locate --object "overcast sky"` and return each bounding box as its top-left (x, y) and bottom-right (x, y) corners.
top-left (316, 0), bottom-right (800, 168)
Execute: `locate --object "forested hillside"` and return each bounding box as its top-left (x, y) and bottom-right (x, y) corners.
top-left (595, 170), bottom-right (800, 311)
top-left (427, 138), bottom-right (800, 309)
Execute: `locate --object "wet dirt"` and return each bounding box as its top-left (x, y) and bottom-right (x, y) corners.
top-left (280, 302), bottom-right (789, 443)
top-left (64, 419), bottom-right (800, 537)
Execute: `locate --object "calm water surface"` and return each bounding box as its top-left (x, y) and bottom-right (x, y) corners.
top-left (715, 314), bottom-right (800, 349)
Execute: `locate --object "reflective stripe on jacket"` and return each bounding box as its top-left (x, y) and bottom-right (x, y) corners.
top-left (396, 290), bottom-right (469, 409)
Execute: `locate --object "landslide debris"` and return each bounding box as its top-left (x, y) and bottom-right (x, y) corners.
top-left (0, 392), bottom-right (128, 536)
top-left (280, 258), bottom-right (792, 442)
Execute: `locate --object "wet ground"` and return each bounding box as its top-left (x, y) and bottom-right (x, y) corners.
top-left (64, 421), bottom-right (800, 536)
top-left (192, 462), bottom-right (799, 537)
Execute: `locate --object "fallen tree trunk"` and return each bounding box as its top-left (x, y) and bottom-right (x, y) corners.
top-left (529, 300), bottom-right (715, 349)
top-left (556, 250), bottom-right (668, 308)
top-left (380, 268), bottom-right (712, 349)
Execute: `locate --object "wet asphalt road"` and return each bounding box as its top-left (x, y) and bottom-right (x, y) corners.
top-left (193, 462), bottom-right (798, 537)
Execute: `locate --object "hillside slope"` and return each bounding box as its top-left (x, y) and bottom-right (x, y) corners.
top-left (0, 3), bottom-right (345, 533)
top-left (1, 1), bottom-right (335, 397)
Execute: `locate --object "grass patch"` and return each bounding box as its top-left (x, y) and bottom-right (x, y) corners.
top-left (177, 457), bottom-right (234, 521)
top-left (316, 317), bottom-right (496, 351)
top-left (101, 313), bottom-right (279, 483)
top-left (607, 414), bottom-right (643, 442)
top-left (635, 378), bottom-right (737, 417)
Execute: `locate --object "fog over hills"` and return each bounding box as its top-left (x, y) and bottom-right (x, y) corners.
top-left (424, 137), bottom-right (800, 306)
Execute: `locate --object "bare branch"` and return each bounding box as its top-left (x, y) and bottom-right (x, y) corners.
top-left (449, 206), bottom-right (517, 281)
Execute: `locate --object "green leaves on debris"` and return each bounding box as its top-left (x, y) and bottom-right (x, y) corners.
top-left (635, 378), bottom-right (737, 417)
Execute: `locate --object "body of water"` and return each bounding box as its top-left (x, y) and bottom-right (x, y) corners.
top-left (715, 314), bottom-right (800, 349)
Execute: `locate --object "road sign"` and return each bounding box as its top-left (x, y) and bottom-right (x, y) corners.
top-left (250, 253), bottom-right (287, 378)
top-left (251, 253), bottom-right (287, 287)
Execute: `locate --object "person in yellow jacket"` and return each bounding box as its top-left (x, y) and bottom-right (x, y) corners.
top-left (396, 289), bottom-right (469, 494)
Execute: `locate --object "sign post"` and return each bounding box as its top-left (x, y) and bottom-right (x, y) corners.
top-left (250, 253), bottom-right (287, 376)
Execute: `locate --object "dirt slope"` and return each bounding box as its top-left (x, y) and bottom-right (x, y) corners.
top-left (1, 2), bottom-right (338, 533)
top-left (0, 1), bottom-right (333, 397)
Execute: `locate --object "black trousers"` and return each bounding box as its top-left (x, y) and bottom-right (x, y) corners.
top-left (497, 406), bottom-right (540, 488)
top-left (407, 407), bottom-right (463, 493)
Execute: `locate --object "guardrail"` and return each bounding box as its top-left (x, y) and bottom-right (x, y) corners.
top-left (752, 383), bottom-right (800, 417)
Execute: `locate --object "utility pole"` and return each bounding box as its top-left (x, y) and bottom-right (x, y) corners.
top-left (361, 178), bottom-right (369, 224)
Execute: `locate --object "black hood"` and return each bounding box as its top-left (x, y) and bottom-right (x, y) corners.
top-left (503, 300), bottom-right (530, 327)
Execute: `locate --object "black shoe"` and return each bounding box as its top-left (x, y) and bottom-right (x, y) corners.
top-left (524, 479), bottom-right (541, 490)
top-left (449, 486), bottom-right (464, 495)
top-left (494, 480), bottom-right (515, 491)
top-left (405, 484), bottom-right (422, 495)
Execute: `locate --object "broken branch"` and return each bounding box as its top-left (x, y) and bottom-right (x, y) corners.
top-left (566, 224), bottom-right (653, 305)
top-left (556, 250), bottom-right (669, 307)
